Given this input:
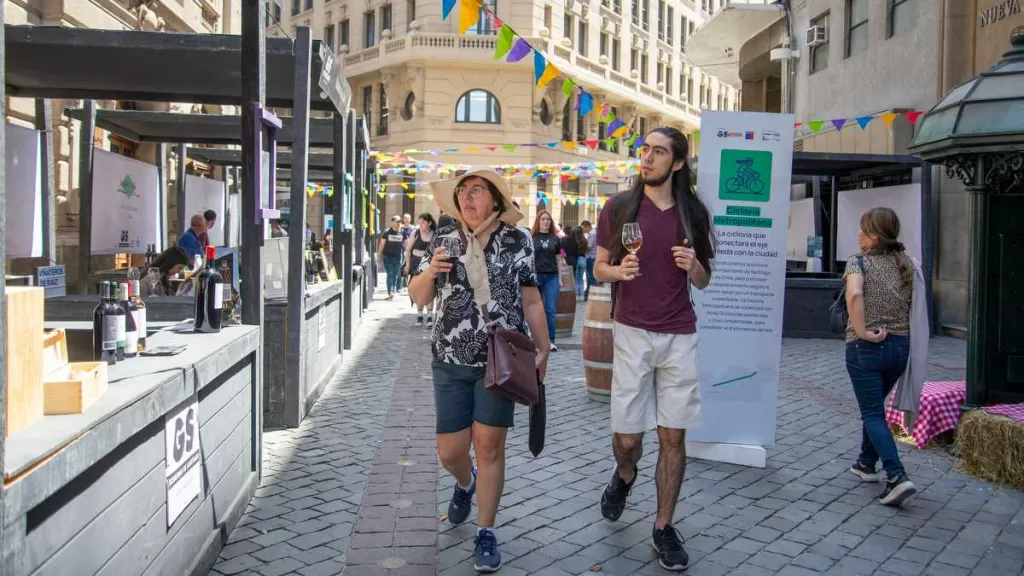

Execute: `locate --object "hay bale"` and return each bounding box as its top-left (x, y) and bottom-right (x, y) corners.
top-left (955, 409), bottom-right (1024, 490)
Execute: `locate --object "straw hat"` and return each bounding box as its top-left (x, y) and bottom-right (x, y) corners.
top-left (430, 169), bottom-right (524, 226)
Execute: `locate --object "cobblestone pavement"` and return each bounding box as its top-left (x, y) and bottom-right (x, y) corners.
top-left (213, 287), bottom-right (1024, 576)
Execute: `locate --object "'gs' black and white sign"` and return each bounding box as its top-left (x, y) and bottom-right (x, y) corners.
top-left (165, 397), bottom-right (203, 526)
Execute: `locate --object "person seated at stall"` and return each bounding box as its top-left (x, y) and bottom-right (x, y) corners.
top-left (146, 246), bottom-right (191, 296)
top-left (178, 214), bottom-right (206, 261)
top-left (199, 209), bottom-right (217, 249)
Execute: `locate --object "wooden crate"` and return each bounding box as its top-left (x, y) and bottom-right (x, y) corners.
top-left (42, 329), bottom-right (108, 415)
top-left (5, 286), bottom-right (45, 435)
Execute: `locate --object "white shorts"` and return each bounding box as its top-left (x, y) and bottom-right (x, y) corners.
top-left (611, 322), bottom-right (702, 434)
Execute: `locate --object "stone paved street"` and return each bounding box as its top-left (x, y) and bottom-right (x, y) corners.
top-left (212, 284), bottom-right (1024, 576)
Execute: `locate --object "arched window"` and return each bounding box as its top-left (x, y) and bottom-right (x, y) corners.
top-left (455, 90), bottom-right (501, 124)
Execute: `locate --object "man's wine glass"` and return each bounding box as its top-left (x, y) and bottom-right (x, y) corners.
top-left (622, 222), bottom-right (643, 277)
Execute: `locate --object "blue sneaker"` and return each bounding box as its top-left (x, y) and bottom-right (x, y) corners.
top-left (448, 467), bottom-right (476, 525)
top-left (473, 529), bottom-right (502, 573)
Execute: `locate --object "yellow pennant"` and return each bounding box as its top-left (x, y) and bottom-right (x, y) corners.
top-left (459, 0), bottom-right (482, 35)
top-left (881, 112), bottom-right (899, 127)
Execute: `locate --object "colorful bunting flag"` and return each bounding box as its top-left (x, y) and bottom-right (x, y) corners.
top-left (578, 91), bottom-right (594, 117)
top-left (442, 0), bottom-right (456, 20)
top-left (855, 116), bottom-right (874, 130)
top-left (458, 0), bottom-right (482, 35)
top-left (494, 24), bottom-right (514, 60)
top-left (904, 111), bottom-right (923, 125)
top-left (562, 78), bottom-right (575, 98)
top-left (831, 119), bottom-right (847, 132)
top-left (807, 120), bottom-right (826, 133)
top-left (506, 38), bottom-right (531, 62)
top-left (881, 112), bottom-right (899, 127)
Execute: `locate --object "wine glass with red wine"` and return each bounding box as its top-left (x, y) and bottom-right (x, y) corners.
top-left (436, 237), bottom-right (463, 286)
top-left (622, 222), bottom-right (643, 277)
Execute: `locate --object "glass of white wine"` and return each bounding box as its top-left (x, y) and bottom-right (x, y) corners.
top-left (622, 222), bottom-right (643, 277)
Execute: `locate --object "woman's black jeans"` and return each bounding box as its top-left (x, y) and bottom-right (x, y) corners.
top-left (846, 335), bottom-right (910, 480)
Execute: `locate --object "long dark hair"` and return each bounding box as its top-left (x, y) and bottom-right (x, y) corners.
top-left (573, 226), bottom-right (588, 254)
top-left (860, 207), bottom-right (913, 293)
top-left (418, 212), bottom-right (437, 232)
top-left (607, 127), bottom-right (715, 272)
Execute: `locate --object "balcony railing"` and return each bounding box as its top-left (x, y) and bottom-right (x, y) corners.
top-left (340, 32), bottom-right (702, 124)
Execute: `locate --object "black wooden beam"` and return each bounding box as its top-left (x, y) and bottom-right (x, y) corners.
top-left (285, 27), bottom-right (311, 426)
top-left (176, 143), bottom-right (187, 236)
top-left (76, 99), bottom-right (95, 293)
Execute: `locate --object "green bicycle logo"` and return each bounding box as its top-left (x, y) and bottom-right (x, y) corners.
top-left (725, 158), bottom-right (765, 195)
top-left (118, 174), bottom-right (138, 199)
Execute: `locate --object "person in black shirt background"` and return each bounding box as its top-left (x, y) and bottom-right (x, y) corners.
top-left (377, 215), bottom-right (406, 299)
top-left (531, 210), bottom-right (561, 351)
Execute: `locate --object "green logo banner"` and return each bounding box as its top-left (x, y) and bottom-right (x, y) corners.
top-left (719, 149), bottom-right (772, 202)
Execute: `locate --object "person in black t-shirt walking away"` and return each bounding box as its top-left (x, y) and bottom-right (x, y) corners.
top-left (378, 215), bottom-right (406, 300)
top-left (531, 210), bottom-right (560, 352)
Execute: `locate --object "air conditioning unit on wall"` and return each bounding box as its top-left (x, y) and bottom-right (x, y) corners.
top-left (806, 25), bottom-right (827, 47)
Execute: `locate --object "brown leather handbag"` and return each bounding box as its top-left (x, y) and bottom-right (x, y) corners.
top-left (484, 315), bottom-right (539, 406)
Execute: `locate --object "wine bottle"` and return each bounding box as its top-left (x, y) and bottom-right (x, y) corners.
top-left (112, 282), bottom-right (126, 361)
top-left (122, 283), bottom-right (139, 358)
top-left (131, 279), bottom-right (148, 351)
top-left (93, 281), bottom-right (117, 365)
top-left (194, 245), bottom-right (224, 333)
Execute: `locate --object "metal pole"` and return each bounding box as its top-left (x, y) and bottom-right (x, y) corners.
top-left (241, 0), bottom-right (267, 476)
top-left (176, 143), bottom-right (187, 236)
top-left (347, 109), bottom-right (363, 266)
top-left (920, 164), bottom-right (937, 335)
top-left (0, 5), bottom-right (10, 564)
top-left (285, 26), bottom-right (311, 427)
top-left (332, 113), bottom-right (345, 277)
top-left (35, 99), bottom-right (55, 262)
top-left (965, 180), bottom-right (989, 409)
top-left (76, 100), bottom-right (95, 293)
top-left (156, 143), bottom-right (168, 251)
top-left (829, 176), bottom-right (838, 273)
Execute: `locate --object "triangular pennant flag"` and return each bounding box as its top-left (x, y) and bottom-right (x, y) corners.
top-left (533, 50), bottom-right (546, 84)
top-left (881, 112), bottom-right (899, 127)
top-left (831, 119), bottom-right (848, 132)
top-left (408, 193), bottom-right (416, 199)
top-left (904, 111), bottom-right (923, 125)
top-left (807, 120), bottom-right (826, 133)
top-left (545, 142), bottom-right (559, 148)
top-left (584, 139), bottom-right (598, 150)
top-left (578, 91), bottom-right (594, 117)
top-left (538, 62), bottom-right (560, 90)
top-left (458, 0), bottom-right (482, 35)
top-left (442, 0), bottom-right (456, 20)
top-left (562, 78), bottom-right (575, 98)
top-left (400, 182), bottom-right (409, 189)
top-left (503, 144), bottom-right (517, 152)
top-left (377, 192), bottom-right (386, 198)
top-left (485, 146), bottom-right (497, 151)
top-left (626, 133), bottom-right (638, 147)
top-left (562, 141), bottom-right (577, 151)
top-left (608, 118), bottom-right (626, 137)
top-left (494, 24), bottom-right (515, 60)
top-left (506, 38), bottom-right (531, 62)
top-left (855, 116), bottom-right (874, 130)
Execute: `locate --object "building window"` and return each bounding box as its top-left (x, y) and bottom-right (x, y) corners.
top-left (576, 105), bottom-right (586, 142)
top-left (602, 0), bottom-right (622, 12)
top-left (564, 11), bottom-right (574, 41)
top-left (688, 20), bottom-right (695, 38)
top-left (378, 84), bottom-right (389, 136)
top-left (577, 18), bottom-right (587, 56)
top-left (402, 92), bottom-right (416, 120)
top-left (324, 24), bottom-right (335, 49)
top-left (666, 66), bottom-right (673, 93)
top-left (666, 6), bottom-right (673, 46)
top-left (544, 5), bottom-right (552, 30)
top-left (641, 0), bottom-right (649, 30)
top-left (540, 99), bottom-right (552, 125)
top-left (611, 38), bottom-right (620, 71)
top-left (562, 98), bottom-right (573, 141)
top-left (631, 0), bottom-right (640, 26)
top-left (273, 1), bottom-right (282, 23)
top-left (687, 75), bottom-right (695, 105)
top-left (810, 12), bottom-right (829, 73)
top-left (679, 73), bottom-right (686, 99)
top-left (887, 0), bottom-right (914, 38)
top-left (110, 134), bottom-right (137, 158)
top-left (291, 0), bottom-right (299, 16)
top-left (364, 11), bottom-right (376, 47)
top-left (407, 0), bottom-right (416, 29)
top-left (304, 0), bottom-right (311, 11)
top-left (340, 19), bottom-right (349, 47)
top-left (680, 15), bottom-right (687, 47)
top-left (381, 3), bottom-right (393, 34)
top-left (455, 89), bottom-right (501, 123)
top-left (466, 0), bottom-right (497, 35)
top-left (362, 86), bottom-right (373, 134)
top-left (598, 114), bottom-right (608, 151)
top-left (657, 0), bottom-right (666, 40)
top-left (656, 62), bottom-right (664, 86)
top-left (640, 53), bottom-right (649, 84)
top-left (845, 0), bottom-right (868, 57)
top-left (630, 48), bottom-right (639, 73)
top-left (600, 31), bottom-right (608, 57)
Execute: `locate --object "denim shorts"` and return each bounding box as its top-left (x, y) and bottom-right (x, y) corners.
top-left (432, 361), bottom-right (515, 434)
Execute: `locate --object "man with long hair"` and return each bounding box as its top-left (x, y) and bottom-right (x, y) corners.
top-left (593, 127), bottom-right (715, 571)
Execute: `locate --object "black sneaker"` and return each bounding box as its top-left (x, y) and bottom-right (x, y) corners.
top-left (448, 467), bottom-right (476, 524)
top-left (426, 316), bottom-right (433, 327)
top-left (652, 525), bottom-right (690, 571)
top-left (879, 473), bottom-right (917, 506)
top-left (416, 316), bottom-right (424, 327)
top-left (850, 461), bottom-right (882, 483)
top-left (600, 465), bottom-right (637, 521)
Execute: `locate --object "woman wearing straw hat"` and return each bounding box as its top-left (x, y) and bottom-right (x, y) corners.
top-left (409, 169), bottom-right (550, 573)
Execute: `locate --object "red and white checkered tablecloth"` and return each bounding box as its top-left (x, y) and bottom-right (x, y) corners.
top-left (885, 381), bottom-right (966, 448)
top-left (983, 403), bottom-right (1024, 424)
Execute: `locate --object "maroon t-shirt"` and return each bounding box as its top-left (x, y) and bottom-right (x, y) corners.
top-left (597, 194), bottom-right (697, 334)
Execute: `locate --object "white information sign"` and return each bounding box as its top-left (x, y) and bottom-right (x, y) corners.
top-left (92, 149), bottom-right (160, 255)
top-left (692, 111), bottom-right (795, 450)
top-left (165, 397), bottom-right (202, 526)
top-left (184, 174), bottom-right (227, 246)
top-left (36, 265), bottom-right (66, 298)
top-left (5, 123), bottom-right (42, 258)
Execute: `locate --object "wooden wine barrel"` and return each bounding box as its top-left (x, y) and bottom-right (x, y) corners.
top-left (582, 284), bottom-right (613, 402)
top-left (555, 262), bottom-right (577, 337)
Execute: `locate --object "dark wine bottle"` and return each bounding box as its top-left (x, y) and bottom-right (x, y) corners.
top-left (93, 281), bottom-right (117, 365)
top-left (122, 283), bottom-right (139, 358)
top-left (112, 282), bottom-right (126, 361)
top-left (194, 245), bottom-right (224, 333)
top-left (131, 279), bottom-right (147, 351)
